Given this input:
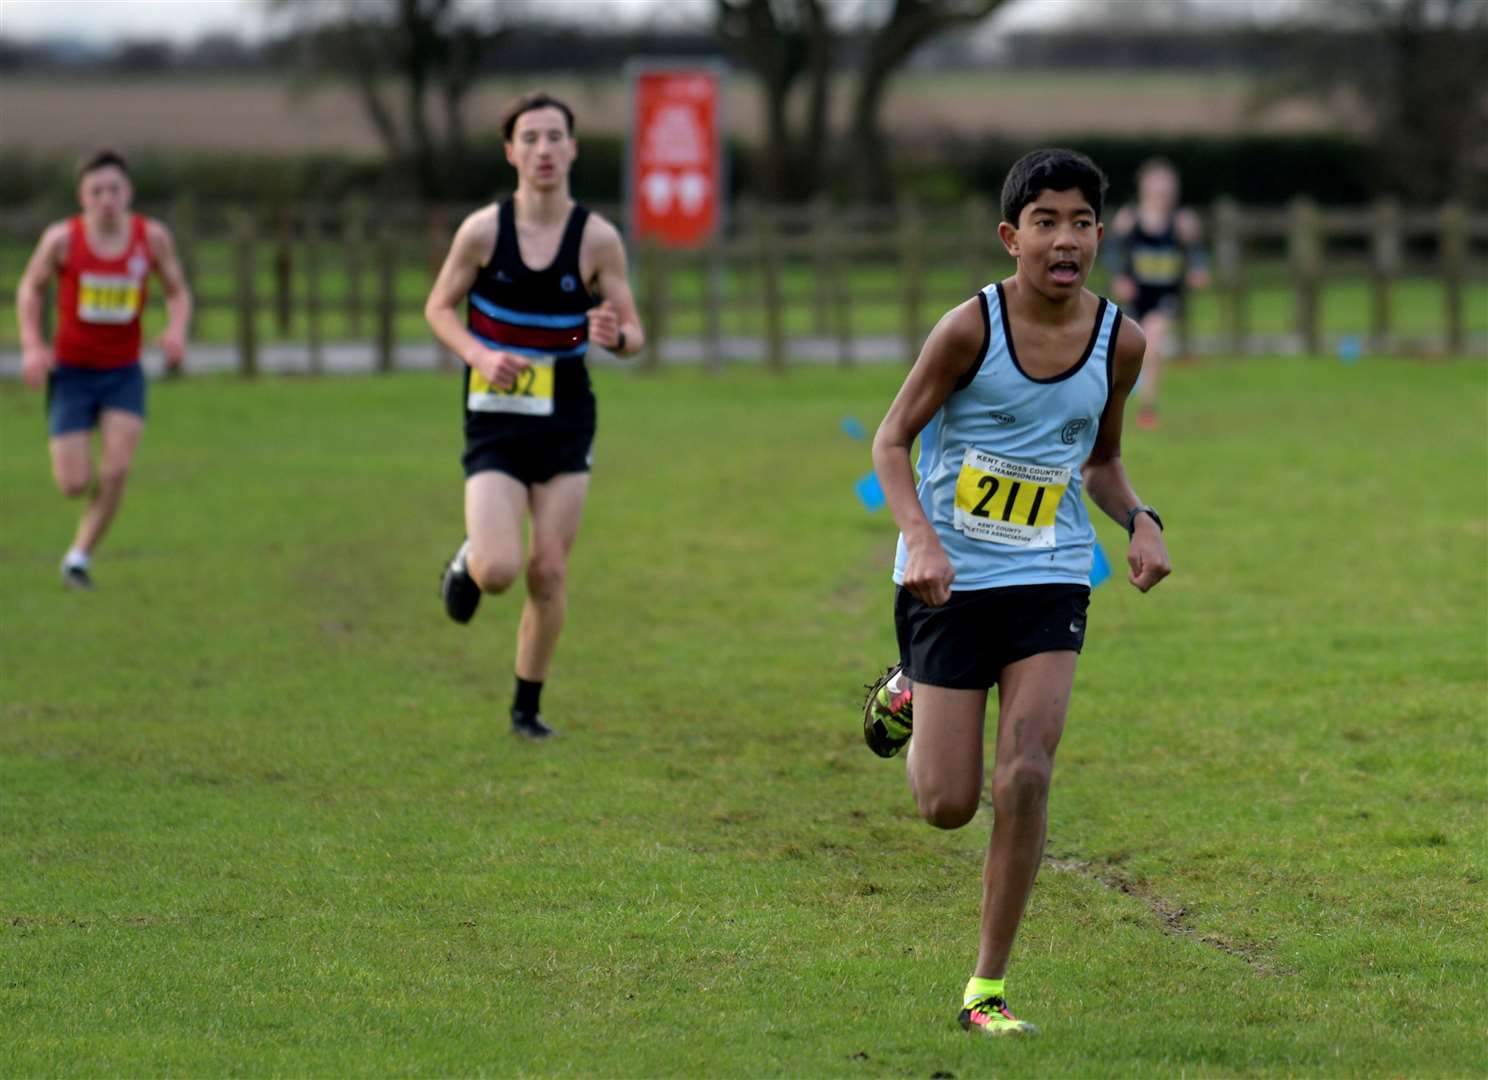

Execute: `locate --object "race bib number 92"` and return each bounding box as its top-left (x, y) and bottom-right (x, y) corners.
top-left (953, 449), bottom-right (1070, 549)
top-left (468, 359), bottom-right (555, 416)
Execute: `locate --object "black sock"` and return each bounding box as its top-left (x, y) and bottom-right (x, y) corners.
top-left (513, 677), bottom-right (543, 716)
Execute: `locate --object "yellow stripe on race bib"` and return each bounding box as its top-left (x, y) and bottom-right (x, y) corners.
top-left (468, 359), bottom-right (556, 416)
top-left (1131, 249), bottom-right (1184, 285)
top-left (77, 273), bottom-right (142, 325)
top-left (953, 449), bottom-right (1070, 549)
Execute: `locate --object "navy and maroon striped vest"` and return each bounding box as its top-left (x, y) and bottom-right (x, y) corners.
top-left (463, 198), bottom-right (595, 433)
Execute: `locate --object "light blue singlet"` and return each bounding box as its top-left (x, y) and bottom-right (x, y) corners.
top-left (892, 281), bottom-right (1122, 591)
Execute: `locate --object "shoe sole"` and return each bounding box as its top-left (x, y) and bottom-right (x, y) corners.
top-left (440, 565), bottom-right (480, 624)
top-left (965, 1022), bottom-right (1039, 1037)
top-left (959, 1013), bottom-right (1039, 1037)
top-left (862, 665), bottom-right (910, 758)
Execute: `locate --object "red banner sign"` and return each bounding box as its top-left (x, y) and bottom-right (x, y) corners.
top-left (629, 67), bottom-right (722, 249)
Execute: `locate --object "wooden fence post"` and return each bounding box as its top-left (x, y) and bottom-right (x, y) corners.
top-left (1214, 199), bottom-right (1246, 355)
top-left (232, 209), bottom-right (258, 377)
top-left (1369, 198), bottom-right (1399, 355)
top-left (703, 243), bottom-right (725, 372)
top-left (305, 204), bottom-right (324, 375)
top-left (1289, 197), bottom-right (1321, 355)
top-left (641, 239), bottom-right (666, 371)
top-left (756, 214), bottom-right (785, 372)
top-left (821, 209), bottom-right (854, 368)
top-left (811, 196), bottom-right (833, 336)
top-left (900, 199), bottom-right (924, 364)
top-left (171, 192), bottom-right (198, 310)
top-left (427, 205), bottom-right (452, 370)
top-left (375, 223), bottom-right (395, 373)
top-left (345, 196), bottom-right (367, 338)
top-left (273, 206), bottom-right (294, 337)
top-left (38, 194), bottom-right (63, 343)
top-left (964, 197), bottom-right (990, 299)
top-left (1440, 201), bottom-right (1466, 355)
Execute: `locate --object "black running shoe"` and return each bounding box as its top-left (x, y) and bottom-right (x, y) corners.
top-left (511, 710), bottom-right (555, 740)
top-left (863, 664), bottom-right (913, 757)
top-left (440, 539), bottom-right (480, 624)
top-left (61, 564), bottom-right (94, 591)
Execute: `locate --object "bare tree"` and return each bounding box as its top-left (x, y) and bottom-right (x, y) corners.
top-left (714, 0), bottom-right (834, 202)
top-left (847, 0), bottom-right (1010, 203)
top-left (269, 0), bottom-right (504, 199)
top-left (716, 0), bottom-right (1011, 203)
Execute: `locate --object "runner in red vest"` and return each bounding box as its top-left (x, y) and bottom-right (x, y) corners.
top-left (15, 149), bottom-right (192, 589)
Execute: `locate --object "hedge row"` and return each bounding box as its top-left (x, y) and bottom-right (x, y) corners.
top-left (0, 133), bottom-right (1436, 211)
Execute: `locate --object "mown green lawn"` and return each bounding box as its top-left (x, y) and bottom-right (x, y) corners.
top-left (1, 357), bottom-right (1484, 1076)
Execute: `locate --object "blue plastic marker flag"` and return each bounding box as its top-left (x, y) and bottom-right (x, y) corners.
top-left (1089, 541), bottom-right (1112, 588)
top-left (841, 417), bottom-right (867, 441)
top-left (855, 471), bottom-right (886, 512)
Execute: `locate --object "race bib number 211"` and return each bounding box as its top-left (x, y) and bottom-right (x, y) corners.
top-left (953, 449), bottom-right (1069, 549)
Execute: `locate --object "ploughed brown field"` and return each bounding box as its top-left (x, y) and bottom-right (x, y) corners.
top-left (0, 71), bottom-right (1358, 157)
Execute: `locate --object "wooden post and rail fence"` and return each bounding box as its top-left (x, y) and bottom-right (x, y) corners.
top-left (5, 199), bottom-right (1484, 375)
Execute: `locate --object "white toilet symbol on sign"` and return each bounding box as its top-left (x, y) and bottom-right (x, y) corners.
top-left (642, 170), bottom-right (674, 214)
top-left (677, 172), bottom-right (709, 216)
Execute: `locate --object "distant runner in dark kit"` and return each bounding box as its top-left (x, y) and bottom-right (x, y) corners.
top-left (424, 93), bottom-right (645, 740)
top-left (1108, 158), bottom-right (1208, 430)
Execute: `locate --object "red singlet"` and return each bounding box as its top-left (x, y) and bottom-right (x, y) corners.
top-left (54, 214), bottom-right (153, 369)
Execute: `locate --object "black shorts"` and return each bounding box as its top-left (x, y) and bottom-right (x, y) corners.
top-left (462, 424), bottom-right (594, 486)
top-left (894, 583), bottom-right (1090, 690)
top-left (1131, 285), bottom-right (1183, 322)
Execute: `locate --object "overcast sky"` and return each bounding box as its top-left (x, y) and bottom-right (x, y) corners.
top-left (0, 0), bottom-right (1306, 45)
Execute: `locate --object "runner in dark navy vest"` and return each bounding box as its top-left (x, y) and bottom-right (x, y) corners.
top-left (1108, 159), bottom-right (1208, 430)
top-left (424, 92), bottom-right (645, 740)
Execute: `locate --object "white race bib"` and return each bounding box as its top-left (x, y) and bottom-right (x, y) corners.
top-left (952, 449), bottom-right (1069, 549)
top-left (77, 272), bottom-right (143, 325)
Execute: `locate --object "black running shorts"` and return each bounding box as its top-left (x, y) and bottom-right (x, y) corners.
top-left (1131, 285), bottom-right (1183, 321)
top-left (462, 425), bottom-right (594, 486)
top-left (894, 583), bottom-right (1090, 690)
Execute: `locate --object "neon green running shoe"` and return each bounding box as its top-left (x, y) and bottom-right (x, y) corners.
top-left (959, 995), bottom-right (1039, 1037)
top-left (862, 665), bottom-right (913, 758)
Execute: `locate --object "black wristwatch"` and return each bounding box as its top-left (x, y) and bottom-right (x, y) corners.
top-left (1125, 505), bottom-right (1163, 536)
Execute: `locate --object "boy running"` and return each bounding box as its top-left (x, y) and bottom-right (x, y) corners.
top-left (1109, 158), bottom-right (1209, 430)
top-left (15, 149), bottom-right (192, 589)
top-left (425, 93), bottom-right (644, 740)
top-left (862, 149), bottom-right (1171, 1036)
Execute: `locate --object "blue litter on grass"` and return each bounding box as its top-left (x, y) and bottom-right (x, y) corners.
top-left (1337, 336), bottom-right (1363, 364)
top-left (841, 417), bottom-right (867, 440)
top-left (855, 471), bottom-right (886, 511)
top-left (1089, 541), bottom-right (1112, 588)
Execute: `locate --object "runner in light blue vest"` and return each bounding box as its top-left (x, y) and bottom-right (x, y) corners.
top-left (861, 148), bottom-right (1172, 1038)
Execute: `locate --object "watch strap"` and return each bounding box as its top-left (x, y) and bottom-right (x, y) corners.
top-left (1125, 505), bottom-right (1163, 536)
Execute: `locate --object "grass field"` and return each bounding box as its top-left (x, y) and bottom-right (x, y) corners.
top-left (2, 357), bottom-right (1485, 1076)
